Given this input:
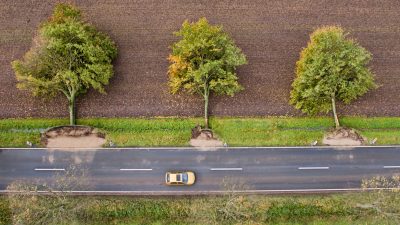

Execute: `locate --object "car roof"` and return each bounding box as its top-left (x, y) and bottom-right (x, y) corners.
top-left (169, 173), bottom-right (182, 183)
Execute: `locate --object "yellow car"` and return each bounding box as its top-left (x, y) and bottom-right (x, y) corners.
top-left (165, 171), bottom-right (196, 185)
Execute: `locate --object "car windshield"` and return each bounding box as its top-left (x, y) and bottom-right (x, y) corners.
top-left (182, 173), bottom-right (188, 183)
top-left (176, 174), bottom-right (181, 182)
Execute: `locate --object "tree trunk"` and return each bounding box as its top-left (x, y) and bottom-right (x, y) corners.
top-left (204, 88), bottom-right (209, 129)
top-left (69, 95), bottom-right (76, 126)
top-left (331, 96), bottom-right (340, 129)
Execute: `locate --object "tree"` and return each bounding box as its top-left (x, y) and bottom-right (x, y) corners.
top-left (290, 26), bottom-right (376, 128)
top-left (12, 3), bottom-right (117, 125)
top-left (168, 18), bottom-right (247, 129)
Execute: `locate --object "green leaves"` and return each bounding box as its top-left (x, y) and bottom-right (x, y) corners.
top-left (290, 26), bottom-right (377, 116)
top-left (12, 3), bottom-right (117, 124)
top-left (168, 18), bottom-right (246, 98)
top-left (168, 18), bottom-right (246, 127)
top-left (50, 3), bottom-right (82, 23)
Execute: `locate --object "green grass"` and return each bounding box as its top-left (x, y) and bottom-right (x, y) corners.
top-left (0, 192), bottom-right (398, 225)
top-left (0, 198), bottom-right (11, 225)
top-left (83, 117), bottom-right (203, 147)
top-left (211, 117), bottom-right (331, 146)
top-left (0, 118), bottom-right (68, 147)
top-left (0, 117), bottom-right (400, 147)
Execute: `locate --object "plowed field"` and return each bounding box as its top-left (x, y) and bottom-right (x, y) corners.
top-left (1, 0), bottom-right (399, 118)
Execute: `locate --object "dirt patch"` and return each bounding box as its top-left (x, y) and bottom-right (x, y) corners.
top-left (322, 128), bottom-right (366, 146)
top-left (46, 135), bottom-right (106, 148)
top-left (42, 126), bottom-right (106, 149)
top-left (189, 139), bottom-right (224, 148)
top-left (190, 126), bottom-right (223, 148)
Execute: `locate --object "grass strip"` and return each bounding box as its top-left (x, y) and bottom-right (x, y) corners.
top-left (0, 117), bottom-right (399, 147)
top-left (0, 192), bottom-right (396, 225)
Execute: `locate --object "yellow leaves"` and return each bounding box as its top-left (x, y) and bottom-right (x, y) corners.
top-left (168, 18), bottom-right (246, 99)
top-left (167, 55), bottom-right (185, 77)
top-left (168, 78), bottom-right (183, 95)
top-left (167, 54), bottom-right (192, 94)
top-left (50, 3), bottom-right (81, 24)
top-left (310, 26), bottom-right (344, 40)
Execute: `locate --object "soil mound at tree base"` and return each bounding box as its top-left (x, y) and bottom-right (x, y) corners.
top-left (190, 127), bottom-right (223, 148)
top-left (322, 128), bottom-right (365, 146)
top-left (42, 126), bottom-right (106, 148)
top-left (189, 138), bottom-right (224, 148)
top-left (46, 135), bottom-right (106, 148)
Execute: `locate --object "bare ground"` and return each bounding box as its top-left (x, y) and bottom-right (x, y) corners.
top-left (43, 126), bottom-right (106, 148)
top-left (189, 138), bottom-right (223, 148)
top-left (46, 135), bottom-right (106, 149)
top-left (189, 127), bottom-right (224, 147)
top-left (1, 0), bottom-right (400, 118)
top-left (322, 128), bottom-right (365, 146)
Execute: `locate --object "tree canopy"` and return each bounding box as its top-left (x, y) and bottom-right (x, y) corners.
top-left (12, 3), bottom-right (117, 125)
top-left (168, 18), bottom-right (247, 128)
top-left (290, 26), bottom-right (377, 128)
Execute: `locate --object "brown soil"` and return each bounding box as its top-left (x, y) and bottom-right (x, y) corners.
top-left (189, 139), bottom-right (224, 148)
top-left (43, 126), bottom-right (106, 149)
top-left (189, 129), bottom-right (223, 148)
top-left (1, 1), bottom-right (400, 118)
top-left (322, 128), bottom-right (366, 146)
top-left (46, 135), bottom-right (106, 149)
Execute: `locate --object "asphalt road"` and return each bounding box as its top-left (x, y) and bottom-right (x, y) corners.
top-left (1, 147), bottom-right (400, 195)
